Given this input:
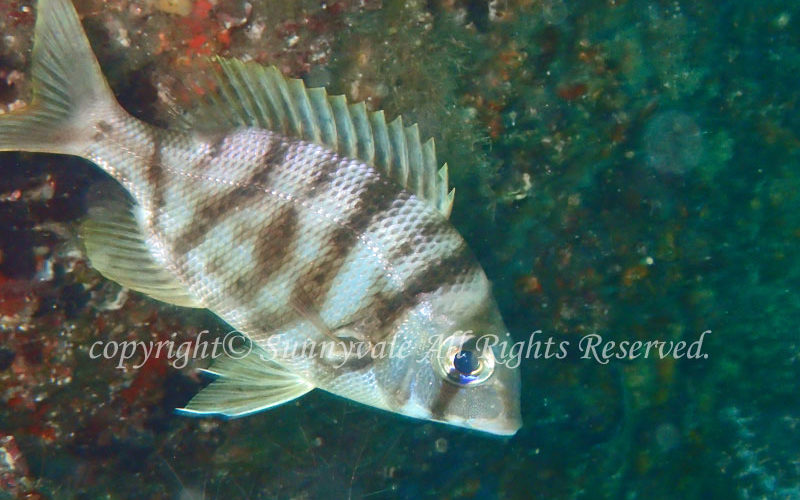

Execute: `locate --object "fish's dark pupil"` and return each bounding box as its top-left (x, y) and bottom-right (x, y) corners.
top-left (454, 350), bottom-right (479, 374)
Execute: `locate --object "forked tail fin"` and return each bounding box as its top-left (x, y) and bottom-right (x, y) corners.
top-left (0, 0), bottom-right (120, 154)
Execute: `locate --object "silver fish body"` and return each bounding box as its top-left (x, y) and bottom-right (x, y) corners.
top-left (0, 0), bottom-right (521, 435)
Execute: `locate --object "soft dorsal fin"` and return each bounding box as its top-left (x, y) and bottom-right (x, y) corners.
top-left (80, 195), bottom-right (204, 309)
top-left (193, 58), bottom-right (455, 218)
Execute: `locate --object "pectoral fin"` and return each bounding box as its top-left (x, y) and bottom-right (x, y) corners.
top-left (178, 345), bottom-right (314, 418)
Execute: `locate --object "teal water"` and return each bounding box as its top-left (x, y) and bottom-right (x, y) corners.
top-left (0, 0), bottom-right (798, 498)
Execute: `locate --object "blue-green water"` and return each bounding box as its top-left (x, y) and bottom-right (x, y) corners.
top-left (0, 0), bottom-right (798, 498)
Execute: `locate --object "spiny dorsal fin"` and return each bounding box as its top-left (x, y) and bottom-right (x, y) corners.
top-left (80, 196), bottom-right (203, 309)
top-left (194, 58), bottom-right (454, 218)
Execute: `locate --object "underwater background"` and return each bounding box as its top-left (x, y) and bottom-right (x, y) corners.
top-left (0, 0), bottom-right (797, 498)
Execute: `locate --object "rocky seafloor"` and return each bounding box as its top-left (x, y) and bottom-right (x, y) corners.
top-left (1, 0), bottom-right (798, 498)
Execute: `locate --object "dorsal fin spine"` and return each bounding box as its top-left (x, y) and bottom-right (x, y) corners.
top-left (308, 87), bottom-right (338, 148)
top-left (269, 67), bottom-right (301, 136)
top-left (195, 59), bottom-right (455, 218)
top-left (405, 124), bottom-right (423, 196)
top-left (330, 95), bottom-right (357, 158)
top-left (422, 138), bottom-right (438, 201)
top-left (349, 102), bottom-right (375, 164)
top-left (289, 79), bottom-right (320, 143)
top-left (223, 62), bottom-right (261, 127)
top-left (370, 110), bottom-right (391, 173)
top-left (261, 67), bottom-right (289, 132)
top-left (387, 117), bottom-right (408, 185)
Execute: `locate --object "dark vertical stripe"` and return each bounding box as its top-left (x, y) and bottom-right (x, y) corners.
top-left (339, 177), bottom-right (401, 239)
top-left (207, 132), bottom-right (228, 160)
top-left (309, 156), bottom-right (345, 191)
top-left (397, 243), bottom-right (475, 299)
top-left (387, 218), bottom-right (447, 263)
top-left (147, 132), bottom-right (165, 212)
top-left (273, 241), bottom-right (477, 374)
top-left (192, 132), bottom-right (228, 173)
top-left (370, 243), bottom-right (477, 333)
top-left (171, 137), bottom-right (290, 255)
top-left (252, 207), bottom-right (299, 282)
top-left (289, 176), bottom-right (400, 318)
top-left (430, 381), bottom-right (460, 420)
top-left (225, 206), bottom-right (300, 307)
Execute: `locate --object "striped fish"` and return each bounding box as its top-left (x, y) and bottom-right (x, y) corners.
top-left (0, 0), bottom-right (521, 435)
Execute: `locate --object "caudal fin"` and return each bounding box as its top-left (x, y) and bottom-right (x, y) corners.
top-left (0, 0), bottom-right (119, 154)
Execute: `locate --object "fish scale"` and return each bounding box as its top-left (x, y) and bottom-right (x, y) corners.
top-left (162, 130), bottom-right (460, 344)
top-left (0, 0), bottom-right (521, 435)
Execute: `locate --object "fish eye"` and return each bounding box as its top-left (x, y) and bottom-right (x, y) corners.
top-left (454, 349), bottom-right (480, 374)
top-left (434, 334), bottom-right (495, 386)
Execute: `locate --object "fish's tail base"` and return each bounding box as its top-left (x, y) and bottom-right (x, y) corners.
top-left (0, 0), bottom-right (120, 154)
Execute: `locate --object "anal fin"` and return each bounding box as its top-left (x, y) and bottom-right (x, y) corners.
top-left (80, 196), bottom-right (203, 308)
top-left (178, 345), bottom-right (314, 418)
